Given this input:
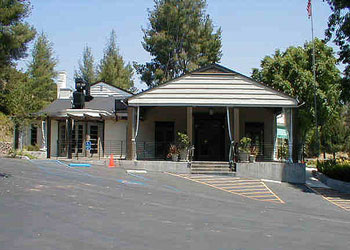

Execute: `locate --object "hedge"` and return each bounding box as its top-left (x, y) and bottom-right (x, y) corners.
top-left (317, 160), bottom-right (350, 182)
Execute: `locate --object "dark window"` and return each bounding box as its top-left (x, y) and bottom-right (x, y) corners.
top-left (30, 125), bottom-right (38, 146)
top-left (155, 122), bottom-right (175, 159)
top-left (245, 122), bottom-right (264, 160)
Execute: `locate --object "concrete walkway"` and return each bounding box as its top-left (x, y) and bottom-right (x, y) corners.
top-left (305, 167), bottom-right (330, 189)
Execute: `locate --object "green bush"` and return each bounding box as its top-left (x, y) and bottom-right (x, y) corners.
top-left (24, 144), bottom-right (40, 151)
top-left (317, 160), bottom-right (350, 182)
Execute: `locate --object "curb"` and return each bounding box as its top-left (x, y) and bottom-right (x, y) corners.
top-left (314, 171), bottom-right (350, 194)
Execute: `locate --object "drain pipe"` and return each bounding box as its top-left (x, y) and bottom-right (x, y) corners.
top-left (133, 106), bottom-right (140, 160)
top-left (226, 107), bottom-right (234, 167)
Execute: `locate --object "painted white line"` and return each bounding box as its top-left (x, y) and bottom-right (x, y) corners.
top-left (126, 170), bottom-right (147, 174)
top-left (261, 179), bottom-right (282, 184)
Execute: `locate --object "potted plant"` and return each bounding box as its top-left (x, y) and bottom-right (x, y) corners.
top-left (177, 132), bottom-right (190, 161)
top-left (249, 146), bottom-right (257, 163)
top-left (238, 137), bottom-right (252, 162)
top-left (167, 144), bottom-right (179, 162)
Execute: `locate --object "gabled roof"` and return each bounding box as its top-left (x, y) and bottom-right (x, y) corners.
top-left (127, 64), bottom-right (298, 108)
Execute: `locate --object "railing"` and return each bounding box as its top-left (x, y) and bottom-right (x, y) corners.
top-left (54, 139), bottom-right (299, 162)
top-left (55, 140), bottom-right (127, 159)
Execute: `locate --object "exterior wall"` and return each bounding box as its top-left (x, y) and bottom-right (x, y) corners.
top-left (137, 107), bottom-right (187, 143)
top-left (239, 108), bottom-right (275, 160)
top-left (50, 120), bottom-right (59, 157)
top-left (136, 107), bottom-right (187, 159)
top-left (104, 119), bottom-right (128, 158)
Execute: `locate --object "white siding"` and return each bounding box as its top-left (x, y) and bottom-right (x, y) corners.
top-left (128, 74), bottom-right (298, 107)
top-left (90, 82), bottom-right (132, 98)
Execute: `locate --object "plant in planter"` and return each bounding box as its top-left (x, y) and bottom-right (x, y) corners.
top-left (238, 137), bottom-right (252, 162)
top-left (167, 144), bottom-right (179, 161)
top-left (177, 132), bottom-right (190, 161)
top-left (249, 146), bottom-right (257, 163)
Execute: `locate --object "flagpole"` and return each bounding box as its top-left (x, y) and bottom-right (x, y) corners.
top-left (310, 0), bottom-right (319, 156)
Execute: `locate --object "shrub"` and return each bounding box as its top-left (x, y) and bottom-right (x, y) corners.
top-left (24, 144), bottom-right (40, 151)
top-left (317, 160), bottom-right (350, 182)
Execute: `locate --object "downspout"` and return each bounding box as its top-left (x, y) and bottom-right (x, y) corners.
top-left (132, 106), bottom-right (140, 160)
top-left (226, 107), bottom-right (234, 167)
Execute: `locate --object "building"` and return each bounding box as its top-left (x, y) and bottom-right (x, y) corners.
top-left (37, 72), bottom-right (133, 159)
top-left (126, 64), bottom-right (299, 163)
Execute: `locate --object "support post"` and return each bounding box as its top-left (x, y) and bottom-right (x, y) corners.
top-left (127, 107), bottom-right (136, 160)
top-left (67, 118), bottom-right (72, 159)
top-left (285, 108), bottom-right (293, 163)
top-left (46, 118), bottom-right (51, 158)
top-left (187, 107), bottom-right (193, 145)
top-left (233, 108), bottom-right (240, 143)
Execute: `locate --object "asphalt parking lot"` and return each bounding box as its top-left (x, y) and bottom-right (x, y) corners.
top-left (0, 158), bottom-right (349, 250)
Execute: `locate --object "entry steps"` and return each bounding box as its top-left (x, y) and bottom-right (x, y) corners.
top-left (190, 161), bottom-right (234, 175)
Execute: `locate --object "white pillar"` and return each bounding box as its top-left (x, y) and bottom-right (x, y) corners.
top-left (284, 108), bottom-right (293, 163)
top-left (233, 108), bottom-right (240, 143)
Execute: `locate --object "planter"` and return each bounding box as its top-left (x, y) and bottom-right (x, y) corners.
top-left (249, 155), bottom-right (256, 163)
top-left (179, 149), bottom-right (188, 161)
top-left (239, 152), bottom-right (249, 162)
top-left (171, 154), bottom-right (179, 162)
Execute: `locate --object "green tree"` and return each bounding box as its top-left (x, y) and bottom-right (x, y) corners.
top-left (75, 45), bottom-right (96, 84)
top-left (98, 30), bottom-right (134, 90)
top-left (27, 32), bottom-right (57, 110)
top-left (252, 39), bottom-right (342, 156)
top-left (324, 0), bottom-right (350, 102)
top-left (320, 116), bottom-right (349, 159)
top-left (1, 67), bottom-right (34, 124)
top-left (0, 0), bottom-right (36, 67)
top-left (0, 0), bottom-right (36, 113)
top-left (135, 0), bottom-right (222, 87)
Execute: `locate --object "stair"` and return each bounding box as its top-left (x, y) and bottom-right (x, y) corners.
top-left (190, 161), bottom-right (234, 175)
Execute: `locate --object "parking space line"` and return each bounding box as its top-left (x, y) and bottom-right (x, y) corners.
top-left (167, 173), bottom-right (284, 204)
top-left (306, 186), bottom-right (350, 212)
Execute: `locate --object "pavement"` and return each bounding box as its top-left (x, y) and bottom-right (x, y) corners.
top-left (0, 158), bottom-right (350, 250)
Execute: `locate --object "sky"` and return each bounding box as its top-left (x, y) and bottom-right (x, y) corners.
top-left (17, 0), bottom-right (337, 90)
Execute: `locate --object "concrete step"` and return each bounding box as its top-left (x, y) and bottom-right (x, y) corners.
top-left (190, 161), bottom-right (233, 175)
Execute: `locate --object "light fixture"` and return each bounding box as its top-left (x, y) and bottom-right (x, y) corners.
top-left (209, 108), bottom-right (214, 116)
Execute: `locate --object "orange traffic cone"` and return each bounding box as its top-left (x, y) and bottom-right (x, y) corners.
top-left (108, 154), bottom-right (116, 168)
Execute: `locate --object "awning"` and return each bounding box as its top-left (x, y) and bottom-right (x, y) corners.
top-left (277, 126), bottom-right (288, 139)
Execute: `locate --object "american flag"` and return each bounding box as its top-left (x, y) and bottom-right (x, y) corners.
top-left (307, 0), bottom-right (312, 19)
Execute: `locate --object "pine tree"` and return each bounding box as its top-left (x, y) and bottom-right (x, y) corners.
top-left (0, 0), bottom-right (36, 68)
top-left (98, 30), bottom-right (134, 90)
top-left (75, 45), bottom-right (96, 84)
top-left (27, 32), bottom-right (57, 110)
top-left (134, 0), bottom-right (222, 87)
top-left (0, 0), bottom-right (36, 113)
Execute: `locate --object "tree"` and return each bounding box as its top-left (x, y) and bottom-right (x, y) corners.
top-left (0, 0), bottom-right (36, 113)
top-left (320, 116), bottom-right (349, 159)
top-left (135, 0), bottom-right (222, 87)
top-left (27, 32), bottom-right (57, 110)
top-left (75, 45), bottom-right (96, 84)
top-left (252, 39), bottom-right (342, 157)
top-left (98, 30), bottom-right (134, 90)
top-left (324, 0), bottom-right (350, 102)
top-left (0, 0), bottom-right (36, 68)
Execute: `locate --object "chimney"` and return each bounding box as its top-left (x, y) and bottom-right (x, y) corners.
top-left (57, 71), bottom-right (67, 99)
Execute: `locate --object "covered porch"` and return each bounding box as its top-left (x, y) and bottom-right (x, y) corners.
top-left (126, 64), bottom-right (299, 164)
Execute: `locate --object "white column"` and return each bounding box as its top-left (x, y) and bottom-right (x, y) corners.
top-left (233, 108), bottom-right (240, 143)
top-left (284, 108), bottom-right (293, 163)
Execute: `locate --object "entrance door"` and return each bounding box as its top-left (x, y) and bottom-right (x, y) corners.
top-left (72, 122), bottom-right (84, 155)
top-left (155, 122), bottom-right (174, 159)
top-left (89, 124), bottom-right (99, 155)
top-left (194, 117), bottom-right (225, 161)
top-left (58, 121), bottom-right (66, 157)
